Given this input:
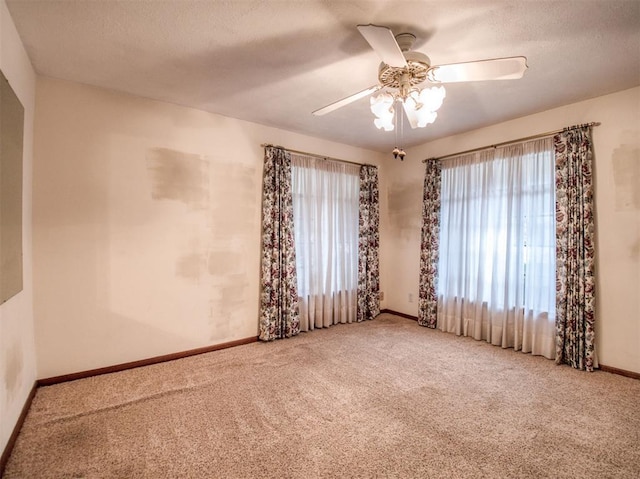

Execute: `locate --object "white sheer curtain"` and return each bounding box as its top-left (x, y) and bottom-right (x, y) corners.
top-left (437, 138), bottom-right (556, 358)
top-left (291, 154), bottom-right (360, 331)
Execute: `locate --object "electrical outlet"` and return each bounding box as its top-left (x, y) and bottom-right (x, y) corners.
top-left (408, 293), bottom-right (414, 303)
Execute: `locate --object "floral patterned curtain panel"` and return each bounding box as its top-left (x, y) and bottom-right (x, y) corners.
top-left (418, 160), bottom-right (441, 328)
top-left (259, 147), bottom-right (300, 341)
top-left (357, 165), bottom-right (380, 322)
top-left (554, 126), bottom-right (597, 371)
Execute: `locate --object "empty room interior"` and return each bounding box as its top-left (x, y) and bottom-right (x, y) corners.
top-left (1, 1), bottom-right (639, 477)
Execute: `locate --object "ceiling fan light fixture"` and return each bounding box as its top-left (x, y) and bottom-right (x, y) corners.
top-left (371, 85), bottom-right (445, 130)
top-left (395, 85), bottom-right (446, 129)
top-left (413, 108), bottom-right (438, 127)
top-left (370, 92), bottom-right (395, 131)
top-left (410, 85), bottom-right (446, 113)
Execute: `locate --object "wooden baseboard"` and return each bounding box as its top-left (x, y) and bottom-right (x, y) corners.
top-left (38, 336), bottom-right (259, 386)
top-left (1, 381), bottom-right (37, 476)
top-left (380, 309), bottom-right (418, 321)
top-left (599, 364), bottom-right (640, 380)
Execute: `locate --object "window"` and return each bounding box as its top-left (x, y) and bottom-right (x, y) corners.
top-left (437, 138), bottom-right (556, 357)
top-left (290, 154), bottom-right (360, 331)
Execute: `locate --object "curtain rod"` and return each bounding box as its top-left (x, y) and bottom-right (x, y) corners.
top-left (422, 122), bottom-right (601, 163)
top-left (261, 143), bottom-right (375, 168)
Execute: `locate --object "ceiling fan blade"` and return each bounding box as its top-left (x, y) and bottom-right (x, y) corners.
top-left (357, 24), bottom-right (407, 68)
top-left (312, 85), bottom-right (381, 116)
top-left (427, 56), bottom-right (528, 83)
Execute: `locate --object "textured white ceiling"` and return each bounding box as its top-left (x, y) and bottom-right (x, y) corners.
top-left (6, 0), bottom-right (640, 152)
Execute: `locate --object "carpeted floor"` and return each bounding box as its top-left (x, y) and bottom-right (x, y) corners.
top-left (4, 313), bottom-right (640, 478)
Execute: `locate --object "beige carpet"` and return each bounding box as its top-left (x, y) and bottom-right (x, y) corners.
top-left (4, 313), bottom-right (640, 478)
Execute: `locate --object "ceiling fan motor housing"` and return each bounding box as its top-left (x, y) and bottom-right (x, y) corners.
top-left (378, 50), bottom-right (432, 92)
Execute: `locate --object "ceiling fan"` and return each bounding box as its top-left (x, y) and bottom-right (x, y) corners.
top-left (313, 24), bottom-right (528, 134)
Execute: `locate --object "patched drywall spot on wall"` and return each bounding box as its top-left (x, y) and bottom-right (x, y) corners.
top-left (176, 252), bottom-right (207, 280)
top-left (388, 180), bottom-right (423, 240)
top-left (163, 154), bottom-right (257, 285)
top-left (220, 280), bottom-right (247, 307)
top-left (209, 162), bottom-right (257, 237)
top-left (205, 160), bottom-right (255, 338)
top-left (612, 144), bottom-right (640, 211)
top-left (630, 238), bottom-right (640, 260)
top-left (208, 251), bottom-right (242, 275)
top-left (4, 343), bottom-right (23, 398)
top-left (147, 148), bottom-right (209, 210)
top-left (209, 274), bottom-right (249, 341)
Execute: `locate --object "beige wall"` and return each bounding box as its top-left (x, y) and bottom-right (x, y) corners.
top-left (33, 77), bottom-right (388, 379)
top-left (26, 47), bottom-right (640, 390)
top-left (0, 0), bottom-right (36, 455)
top-left (384, 86), bottom-right (640, 373)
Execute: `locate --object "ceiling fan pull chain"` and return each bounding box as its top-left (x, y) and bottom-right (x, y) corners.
top-left (399, 110), bottom-right (406, 160)
top-left (393, 103), bottom-right (399, 159)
